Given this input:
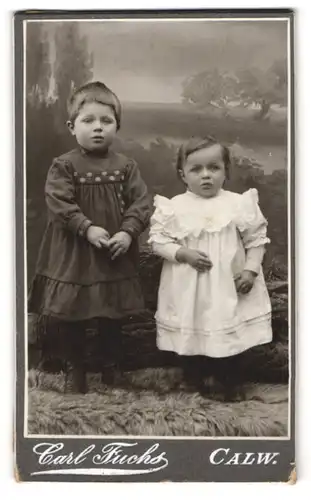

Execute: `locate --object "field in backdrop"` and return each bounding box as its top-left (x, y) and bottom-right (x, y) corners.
top-left (27, 101), bottom-right (288, 283)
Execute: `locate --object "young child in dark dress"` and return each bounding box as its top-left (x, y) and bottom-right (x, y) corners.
top-left (28, 81), bottom-right (151, 393)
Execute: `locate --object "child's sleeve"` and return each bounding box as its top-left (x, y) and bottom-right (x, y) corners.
top-left (148, 195), bottom-right (182, 262)
top-left (244, 246), bottom-right (266, 275)
top-left (45, 158), bottom-right (92, 237)
top-left (237, 189), bottom-right (270, 274)
top-left (119, 159), bottom-right (151, 239)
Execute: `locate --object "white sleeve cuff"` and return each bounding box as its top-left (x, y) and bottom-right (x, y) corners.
top-left (151, 242), bottom-right (182, 262)
top-left (244, 245), bottom-right (265, 274)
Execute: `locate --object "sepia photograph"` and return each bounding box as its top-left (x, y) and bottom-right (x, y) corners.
top-left (26, 16), bottom-right (290, 437)
top-left (14, 10), bottom-right (294, 482)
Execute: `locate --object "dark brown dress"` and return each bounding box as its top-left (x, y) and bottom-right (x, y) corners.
top-left (28, 148), bottom-right (151, 321)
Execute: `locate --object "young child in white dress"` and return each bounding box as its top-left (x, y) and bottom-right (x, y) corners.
top-left (149, 137), bottom-right (273, 401)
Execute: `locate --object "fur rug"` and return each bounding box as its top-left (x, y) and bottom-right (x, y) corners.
top-left (28, 368), bottom-right (288, 437)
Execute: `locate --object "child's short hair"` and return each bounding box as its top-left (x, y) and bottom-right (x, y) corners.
top-left (67, 81), bottom-right (121, 130)
top-left (176, 136), bottom-right (231, 180)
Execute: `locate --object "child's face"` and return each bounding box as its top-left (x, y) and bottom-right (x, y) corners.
top-left (181, 144), bottom-right (226, 198)
top-left (68, 101), bottom-right (118, 152)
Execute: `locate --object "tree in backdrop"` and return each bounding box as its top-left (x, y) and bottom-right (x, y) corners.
top-left (26, 22), bottom-right (94, 280)
top-left (26, 22), bottom-right (51, 103)
top-left (236, 59), bottom-right (287, 120)
top-left (26, 23), bottom-right (55, 280)
top-left (182, 69), bottom-right (239, 117)
top-left (182, 59), bottom-right (287, 120)
top-left (53, 22), bottom-right (94, 132)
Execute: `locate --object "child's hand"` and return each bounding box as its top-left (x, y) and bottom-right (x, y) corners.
top-left (176, 248), bottom-right (213, 272)
top-left (108, 231), bottom-right (132, 260)
top-left (86, 226), bottom-right (110, 249)
top-left (234, 270), bottom-right (257, 294)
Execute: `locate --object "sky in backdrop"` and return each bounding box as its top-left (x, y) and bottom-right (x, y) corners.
top-left (48, 19), bottom-right (288, 103)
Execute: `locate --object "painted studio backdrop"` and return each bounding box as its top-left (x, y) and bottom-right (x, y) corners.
top-left (26, 19), bottom-right (289, 437)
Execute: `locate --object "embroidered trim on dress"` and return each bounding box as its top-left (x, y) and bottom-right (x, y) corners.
top-left (155, 311), bottom-right (272, 337)
top-left (73, 169), bottom-right (126, 185)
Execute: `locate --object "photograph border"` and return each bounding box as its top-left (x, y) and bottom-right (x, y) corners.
top-left (15, 9), bottom-right (295, 482)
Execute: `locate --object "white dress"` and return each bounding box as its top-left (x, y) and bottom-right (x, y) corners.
top-left (148, 188), bottom-right (273, 358)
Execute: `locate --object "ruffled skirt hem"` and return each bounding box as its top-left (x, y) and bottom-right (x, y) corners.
top-left (28, 274), bottom-right (145, 321)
